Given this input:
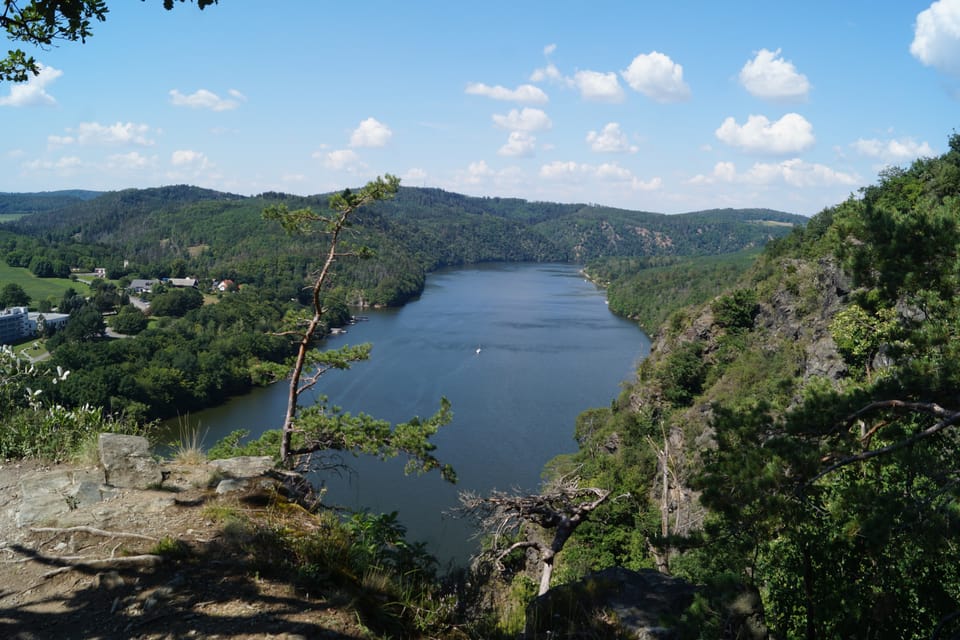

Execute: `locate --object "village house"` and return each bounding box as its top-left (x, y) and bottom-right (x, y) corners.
top-left (128, 279), bottom-right (157, 295)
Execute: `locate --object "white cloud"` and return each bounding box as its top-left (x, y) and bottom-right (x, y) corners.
top-left (689, 161), bottom-right (739, 184)
top-left (594, 162), bottom-right (632, 181)
top-left (746, 159), bottom-right (858, 187)
top-left (323, 149), bottom-right (365, 171)
top-left (169, 88), bottom-right (245, 111)
top-left (540, 160), bottom-right (661, 191)
top-left (448, 161), bottom-right (525, 192)
top-left (350, 117), bottom-right (393, 148)
top-left (48, 134), bottom-right (75, 146)
top-left (539, 160), bottom-right (586, 181)
top-left (465, 160), bottom-right (495, 184)
top-left (498, 131), bottom-right (536, 157)
top-left (586, 123), bottom-right (638, 153)
top-left (51, 122), bottom-right (156, 146)
top-left (852, 136), bottom-right (935, 163)
top-left (403, 167), bottom-right (428, 182)
top-left (465, 82), bottom-right (549, 103)
top-left (0, 64), bottom-right (63, 107)
top-left (573, 70), bottom-right (624, 102)
top-left (690, 159), bottom-right (858, 187)
top-left (634, 176), bottom-right (663, 191)
top-left (739, 48), bottom-right (811, 101)
top-left (911, 0), bottom-right (960, 76)
top-left (171, 149), bottom-right (211, 169)
top-left (714, 161), bottom-right (737, 182)
top-left (543, 43), bottom-right (557, 56)
top-left (492, 107), bottom-right (552, 131)
top-left (621, 51), bottom-right (691, 103)
top-left (106, 152), bottom-right (153, 170)
top-left (22, 156), bottom-right (83, 171)
top-left (594, 163), bottom-right (661, 190)
top-left (715, 113), bottom-right (814, 154)
top-left (530, 63), bottom-right (565, 83)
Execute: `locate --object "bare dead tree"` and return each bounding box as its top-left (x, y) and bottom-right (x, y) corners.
top-left (459, 475), bottom-right (615, 596)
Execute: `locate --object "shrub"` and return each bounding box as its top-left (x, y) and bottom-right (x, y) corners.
top-left (711, 289), bottom-right (758, 330)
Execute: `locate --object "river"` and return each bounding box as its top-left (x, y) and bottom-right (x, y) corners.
top-left (166, 263), bottom-right (650, 565)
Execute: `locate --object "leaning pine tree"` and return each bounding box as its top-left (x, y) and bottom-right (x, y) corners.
top-left (262, 175), bottom-right (455, 481)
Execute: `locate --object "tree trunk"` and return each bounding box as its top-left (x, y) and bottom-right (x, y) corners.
top-left (538, 549), bottom-right (555, 596)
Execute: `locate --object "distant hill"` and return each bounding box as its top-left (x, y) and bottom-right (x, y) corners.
top-left (367, 187), bottom-right (807, 264)
top-left (2, 184), bottom-right (806, 306)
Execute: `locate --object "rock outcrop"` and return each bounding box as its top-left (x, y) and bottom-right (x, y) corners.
top-left (98, 433), bottom-right (163, 489)
top-left (9, 436), bottom-right (279, 533)
top-left (525, 567), bottom-right (697, 639)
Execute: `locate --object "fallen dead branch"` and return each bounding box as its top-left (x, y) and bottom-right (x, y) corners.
top-left (29, 525), bottom-right (159, 542)
top-left (41, 554), bottom-right (164, 578)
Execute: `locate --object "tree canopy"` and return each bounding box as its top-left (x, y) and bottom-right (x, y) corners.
top-left (0, 282), bottom-right (30, 308)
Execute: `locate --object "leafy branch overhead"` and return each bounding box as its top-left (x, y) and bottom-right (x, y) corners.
top-left (1, 0), bottom-right (216, 82)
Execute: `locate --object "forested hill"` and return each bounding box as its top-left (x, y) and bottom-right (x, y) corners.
top-left (3, 185), bottom-right (804, 304)
top-left (0, 189), bottom-right (102, 215)
top-left (548, 133), bottom-right (960, 637)
top-left (367, 187), bottom-right (804, 264)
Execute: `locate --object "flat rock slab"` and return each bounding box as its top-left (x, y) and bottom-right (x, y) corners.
top-left (99, 433), bottom-right (162, 489)
top-left (16, 467), bottom-right (114, 527)
top-left (209, 456), bottom-right (275, 479)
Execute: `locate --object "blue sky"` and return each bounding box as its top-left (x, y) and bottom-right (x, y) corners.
top-left (1, 1), bottom-right (958, 215)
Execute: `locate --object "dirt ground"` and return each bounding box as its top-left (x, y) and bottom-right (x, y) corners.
top-left (0, 459), bottom-right (371, 640)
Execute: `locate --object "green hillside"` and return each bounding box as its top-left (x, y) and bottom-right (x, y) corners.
top-left (547, 133), bottom-right (960, 638)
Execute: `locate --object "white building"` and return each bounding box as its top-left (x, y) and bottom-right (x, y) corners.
top-left (0, 307), bottom-right (71, 344)
top-left (0, 307), bottom-right (31, 344)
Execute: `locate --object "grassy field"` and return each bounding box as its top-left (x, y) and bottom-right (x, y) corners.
top-left (0, 214), bottom-right (25, 223)
top-left (12, 339), bottom-right (48, 360)
top-left (0, 263), bottom-right (90, 305)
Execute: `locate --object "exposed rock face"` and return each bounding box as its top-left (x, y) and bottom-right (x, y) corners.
top-left (756, 257), bottom-right (850, 385)
top-left (98, 433), bottom-right (163, 489)
top-left (525, 567), bottom-right (697, 639)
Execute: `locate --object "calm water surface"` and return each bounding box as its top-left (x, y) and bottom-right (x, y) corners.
top-left (170, 263), bottom-right (649, 564)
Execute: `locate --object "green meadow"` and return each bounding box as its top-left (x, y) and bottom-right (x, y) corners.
top-left (0, 262), bottom-right (90, 306)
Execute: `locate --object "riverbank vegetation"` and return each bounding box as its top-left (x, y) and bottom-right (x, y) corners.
top-left (586, 249), bottom-right (760, 332)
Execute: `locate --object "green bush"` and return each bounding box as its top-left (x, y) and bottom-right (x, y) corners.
top-left (710, 288), bottom-right (758, 330)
